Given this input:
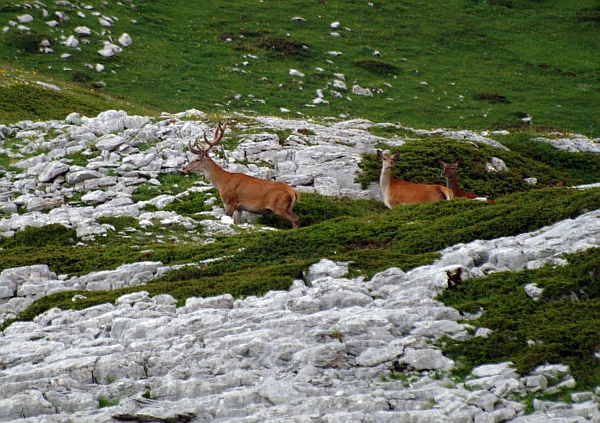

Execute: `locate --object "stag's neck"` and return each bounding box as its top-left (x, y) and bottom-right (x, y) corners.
top-left (202, 157), bottom-right (231, 190)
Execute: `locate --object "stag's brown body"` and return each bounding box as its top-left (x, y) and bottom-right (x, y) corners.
top-left (183, 120), bottom-right (301, 229)
top-left (377, 150), bottom-right (453, 208)
top-left (439, 159), bottom-right (494, 204)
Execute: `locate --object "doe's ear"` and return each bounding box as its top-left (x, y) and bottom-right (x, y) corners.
top-left (456, 158), bottom-right (463, 166)
top-left (376, 149), bottom-right (383, 158)
top-left (391, 152), bottom-right (400, 160)
top-left (438, 159), bottom-right (446, 166)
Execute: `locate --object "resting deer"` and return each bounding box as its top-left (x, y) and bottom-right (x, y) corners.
top-left (547, 179), bottom-right (565, 188)
top-left (377, 150), bottom-right (454, 208)
top-left (183, 120), bottom-right (301, 229)
top-left (439, 159), bottom-right (494, 204)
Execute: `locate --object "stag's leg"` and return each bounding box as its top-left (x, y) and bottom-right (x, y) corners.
top-left (278, 210), bottom-right (300, 229)
top-left (225, 204), bottom-right (237, 222)
top-left (233, 210), bottom-right (242, 224)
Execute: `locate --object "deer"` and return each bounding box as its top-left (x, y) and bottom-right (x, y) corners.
top-left (182, 119), bottom-right (301, 229)
top-left (439, 159), bottom-right (494, 204)
top-left (377, 150), bottom-right (454, 208)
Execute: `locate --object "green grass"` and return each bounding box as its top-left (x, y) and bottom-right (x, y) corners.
top-left (1, 1), bottom-right (598, 136)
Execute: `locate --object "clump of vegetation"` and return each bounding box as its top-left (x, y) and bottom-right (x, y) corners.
top-left (4, 32), bottom-right (47, 53)
top-left (275, 129), bottom-right (292, 145)
top-left (473, 92), bottom-right (511, 104)
top-left (0, 224), bottom-right (76, 249)
top-left (439, 247), bottom-right (600, 389)
top-left (297, 128), bottom-right (316, 136)
top-left (576, 4), bottom-right (600, 22)
top-left (256, 36), bottom-right (310, 58)
top-left (71, 71), bottom-right (93, 84)
top-left (257, 193), bottom-right (387, 229)
top-left (499, 133), bottom-right (600, 184)
top-left (164, 189), bottom-right (222, 217)
top-left (352, 59), bottom-right (398, 75)
top-left (98, 397), bottom-right (119, 408)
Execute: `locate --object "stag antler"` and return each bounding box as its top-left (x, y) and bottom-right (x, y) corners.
top-left (188, 119), bottom-right (228, 154)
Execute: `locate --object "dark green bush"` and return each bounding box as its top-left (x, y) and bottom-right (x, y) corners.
top-left (5, 32), bottom-right (47, 53)
top-left (353, 59), bottom-right (398, 75)
top-left (576, 5), bottom-right (600, 22)
top-left (473, 92), bottom-right (511, 104)
top-left (0, 224), bottom-right (76, 248)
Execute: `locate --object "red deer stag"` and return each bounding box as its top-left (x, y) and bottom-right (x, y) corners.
top-left (183, 120), bottom-right (301, 229)
top-left (377, 150), bottom-right (454, 208)
top-left (439, 159), bottom-right (494, 203)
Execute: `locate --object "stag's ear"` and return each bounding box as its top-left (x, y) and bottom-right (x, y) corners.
top-left (456, 158), bottom-right (463, 166)
top-left (376, 149), bottom-right (383, 158)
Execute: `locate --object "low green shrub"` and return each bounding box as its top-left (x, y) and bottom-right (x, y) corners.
top-left (440, 248), bottom-right (600, 389)
top-left (0, 224), bottom-right (76, 248)
top-left (5, 32), bottom-right (47, 53)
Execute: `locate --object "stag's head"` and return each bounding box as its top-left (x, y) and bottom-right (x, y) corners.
top-left (377, 149), bottom-right (400, 170)
top-left (183, 119), bottom-right (228, 174)
top-left (439, 159), bottom-right (463, 179)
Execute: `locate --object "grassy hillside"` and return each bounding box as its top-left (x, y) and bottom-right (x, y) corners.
top-left (1, 0), bottom-right (599, 136)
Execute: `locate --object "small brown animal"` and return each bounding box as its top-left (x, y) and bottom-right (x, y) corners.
top-left (547, 179), bottom-right (565, 188)
top-left (439, 159), bottom-right (494, 204)
top-left (183, 120), bottom-right (301, 229)
top-left (377, 150), bottom-right (453, 208)
top-left (446, 267), bottom-right (463, 290)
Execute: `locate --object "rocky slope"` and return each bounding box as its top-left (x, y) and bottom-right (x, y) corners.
top-left (0, 110), bottom-right (599, 422)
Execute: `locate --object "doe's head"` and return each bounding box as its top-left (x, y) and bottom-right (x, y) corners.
top-left (439, 159), bottom-right (463, 178)
top-left (377, 149), bottom-right (400, 170)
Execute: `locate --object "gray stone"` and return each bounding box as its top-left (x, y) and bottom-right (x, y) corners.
top-left (305, 259), bottom-right (348, 284)
top-left (38, 161), bottom-right (70, 183)
top-left (185, 294), bottom-right (234, 312)
top-left (66, 169), bottom-right (104, 185)
top-left (81, 190), bottom-right (107, 205)
top-left (524, 283), bottom-right (544, 300)
top-left (399, 348), bottom-right (454, 371)
top-left (96, 134), bottom-right (127, 151)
